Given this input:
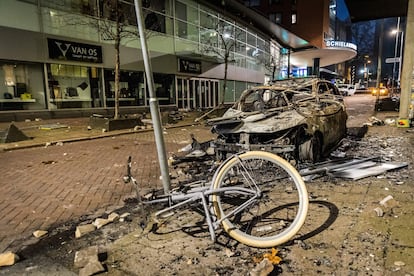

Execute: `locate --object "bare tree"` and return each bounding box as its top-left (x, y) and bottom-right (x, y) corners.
top-left (261, 52), bottom-right (282, 82)
top-left (201, 19), bottom-right (242, 106)
top-left (64, 0), bottom-right (158, 119)
top-left (99, 0), bottom-right (137, 119)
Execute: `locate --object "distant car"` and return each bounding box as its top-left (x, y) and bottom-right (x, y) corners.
top-left (370, 87), bottom-right (389, 96)
top-left (207, 78), bottom-right (347, 163)
top-left (337, 84), bottom-right (356, 96)
top-left (375, 96), bottom-right (400, 111)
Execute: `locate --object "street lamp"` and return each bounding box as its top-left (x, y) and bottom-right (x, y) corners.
top-left (362, 59), bottom-right (371, 88)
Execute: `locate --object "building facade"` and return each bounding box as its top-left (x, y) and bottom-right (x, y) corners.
top-left (242, 0), bottom-right (355, 81)
top-left (0, 0), bottom-right (303, 120)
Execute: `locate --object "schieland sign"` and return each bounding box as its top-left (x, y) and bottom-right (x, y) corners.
top-left (47, 38), bottom-right (102, 63)
top-left (325, 40), bottom-right (357, 51)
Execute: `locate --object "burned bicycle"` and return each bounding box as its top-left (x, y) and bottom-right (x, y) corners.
top-left (125, 151), bottom-right (308, 248)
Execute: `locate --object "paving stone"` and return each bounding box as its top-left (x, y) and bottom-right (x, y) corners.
top-left (0, 251), bottom-right (19, 267)
top-left (74, 246), bottom-right (99, 268)
top-left (75, 224), bottom-right (96, 238)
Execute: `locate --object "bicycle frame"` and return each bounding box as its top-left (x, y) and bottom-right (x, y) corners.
top-left (149, 185), bottom-right (259, 242)
top-left (125, 153), bottom-right (262, 242)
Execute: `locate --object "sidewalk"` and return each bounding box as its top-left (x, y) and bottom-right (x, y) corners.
top-left (0, 112), bottom-right (202, 151)
top-left (0, 112), bottom-right (215, 252)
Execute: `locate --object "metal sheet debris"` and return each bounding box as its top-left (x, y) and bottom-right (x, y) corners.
top-left (39, 124), bottom-right (69, 130)
top-left (299, 157), bottom-right (408, 180)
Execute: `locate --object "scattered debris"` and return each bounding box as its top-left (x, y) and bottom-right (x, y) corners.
top-left (33, 230), bottom-right (48, 238)
top-left (119, 212), bottom-right (130, 222)
top-left (74, 246), bottom-right (99, 268)
top-left (368, 116), bottom-right (385, 126)
top-left (74, 246), bottom-right (106, 276)
top-left (379, 195), bottom-right (398, 208)
top-left (225, 248), bottom-right (235, 257)
top-left (394, 261), bottom-right (405, 266)
top-left (39, 124), bottom-right (69, 130)
top-left (0, 251), bottom-right (19, 267)
top-left (75, 224), bottom-right (96, 238)
top-left (263, 248), bottom-right (282, 265)
top-left (107, 212), bottom-right (119, 222)
top-left (79, 260), bottom-right (105, 276)
top-left (250, 258), bottom-right (274, 276)
top-left (373, 207), bottom-right (384, 217)
top-left (379, 195), bottom-right (393, 206)
top-left (92, 218), bottom-right (111, 229)
top-left (299, 157), bottom-right (408, 181)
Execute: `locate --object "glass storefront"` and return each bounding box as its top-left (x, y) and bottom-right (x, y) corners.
top-left (47, 64), bottom-right (102, 109)
top-left (104, 70), bottom-right (145, 107)
top-left (0, 61), bottom-right (46, 111)
top-left (1, 0), bottom-right (285, 115)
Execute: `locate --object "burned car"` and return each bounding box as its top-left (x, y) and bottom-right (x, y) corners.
top-left (207, 78), bottom-right (347, 163)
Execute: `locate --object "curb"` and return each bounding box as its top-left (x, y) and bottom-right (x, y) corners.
top-left (1, 121), bottom-right (202, 152)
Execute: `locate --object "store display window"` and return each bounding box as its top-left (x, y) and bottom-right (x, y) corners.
top-left (104, 70), bottom-right (145, 107)
top-left (47, 64), bottom-right (102, 109)
top-left (0, 61), bottom-right (46, 111)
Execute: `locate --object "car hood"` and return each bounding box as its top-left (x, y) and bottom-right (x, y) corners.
top-left (209, 108), bottom-right (308, 134)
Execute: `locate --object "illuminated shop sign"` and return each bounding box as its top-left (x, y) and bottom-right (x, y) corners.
top-left (47, 38), bottom-right (102, 63)
top-left (178, 58), bottom-right (201, 74)
top-left (325, 40), bottom-right (357, 51)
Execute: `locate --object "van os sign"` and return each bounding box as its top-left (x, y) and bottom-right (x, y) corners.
top-left (48, 38), bottom-right (102, 63)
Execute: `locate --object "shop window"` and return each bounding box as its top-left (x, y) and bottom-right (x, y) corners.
top-left (48, 64), bottom-right (101, 109)
top-left (0, 62), bottom-right (46, 111)
top-left (152, 73), bottom-right (175, 105)
top-left (104, 70), bottom-right (145, 107)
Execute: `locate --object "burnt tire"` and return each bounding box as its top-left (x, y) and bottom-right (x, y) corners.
top-left (298, 134), bottom-right (322, 162)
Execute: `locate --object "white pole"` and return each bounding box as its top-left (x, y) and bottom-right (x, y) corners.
top-left (392, 17), bottom-right (400, 93)
top-left (398, 0), bottom-right (414, 124)
top-left (398, 31), bottom-right (404, 85)
top-left (133, 0), bottom-right (171, 193)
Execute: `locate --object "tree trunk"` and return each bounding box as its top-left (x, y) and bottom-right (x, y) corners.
top-left (221, 54), bottom-right (229, 106)
top-left (114, 3), bottom-right (121, 120)
top-left (114, 38), bottom-right (120, 119)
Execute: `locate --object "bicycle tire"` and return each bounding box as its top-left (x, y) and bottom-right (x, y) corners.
top-left (211, 151), bottom-right (308, 248)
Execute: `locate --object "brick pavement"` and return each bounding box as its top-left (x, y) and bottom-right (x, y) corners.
top-left (0, 120), bottom-right (216, 254)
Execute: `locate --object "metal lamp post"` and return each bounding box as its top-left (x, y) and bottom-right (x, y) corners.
top-left (133, 0), bottom-right (171, 194)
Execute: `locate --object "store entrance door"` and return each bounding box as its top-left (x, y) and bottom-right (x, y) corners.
top-left (176, 77), bottom-right (219, 110)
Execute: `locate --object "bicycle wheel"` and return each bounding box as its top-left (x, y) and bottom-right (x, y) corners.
top-left (211, 151), bottom-right (308, 248)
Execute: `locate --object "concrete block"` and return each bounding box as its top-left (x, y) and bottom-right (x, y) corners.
top-left (79, 260), bottom-right (105, 276)
top-left (75, 224), bottom-right (96, 238)
top-left (93, 218), bottom-right (110, 229)
top-left (0, 251), bottom-right (19, 267)
top-left (74, 246), bottom-right (99, 268)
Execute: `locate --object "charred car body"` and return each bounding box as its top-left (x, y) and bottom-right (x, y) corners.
top-left (207, 78), bottom-right (347, 163)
